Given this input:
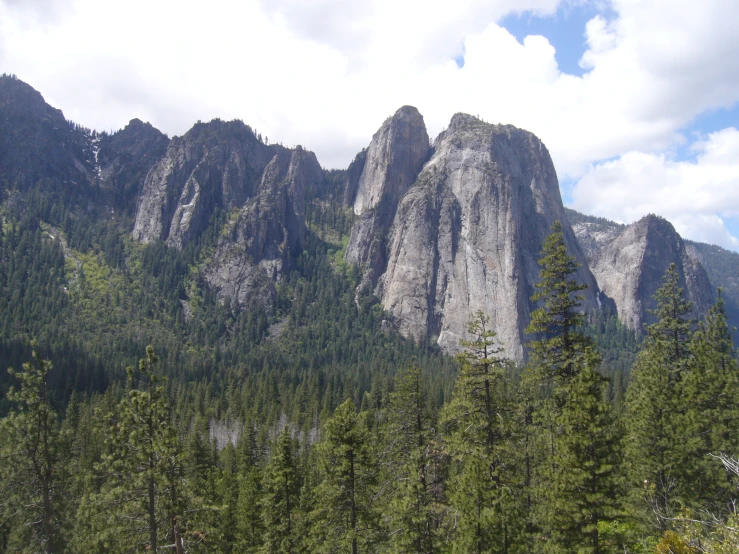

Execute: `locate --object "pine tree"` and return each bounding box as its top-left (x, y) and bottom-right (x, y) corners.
top-left (308, 399), bottom-right (379, 554)
top-left (183, 420), bottom-right (223, 552)
top-left (682, 290), bottom-right (739, 508)
top-left (442, 312), bottom-right (521, 553)
top-left (383, 365), bottom-right (445, 553)
top-left (260, 428), bottom-right (301, 554)
top-left (235, 421), bottom-right (264, 550)
top-left (525, 221), bottom-right (619, 554)
top-left (0, 343), bottom-right (67, 553)
top-left (625, 264), bottom-right (693, 531)
top-left (74, 346), bottom-right (187, 553)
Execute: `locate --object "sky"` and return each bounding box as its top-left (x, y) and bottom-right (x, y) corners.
top-left (2, 0), bottom-right (739, 250)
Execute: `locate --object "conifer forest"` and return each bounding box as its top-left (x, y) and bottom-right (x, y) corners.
top-left (3, 204), bottom-right (738, 553)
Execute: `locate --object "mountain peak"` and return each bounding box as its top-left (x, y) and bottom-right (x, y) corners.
top-left (585, 212), bottom-right (712, 330)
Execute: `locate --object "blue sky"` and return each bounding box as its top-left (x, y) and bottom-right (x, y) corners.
top-left (501, 3), bottom-right (606, 77)
top-left (2, 0), bottom-right (739, 249)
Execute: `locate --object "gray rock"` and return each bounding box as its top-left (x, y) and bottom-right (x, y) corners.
top-left (587, 214), bottom-right (713, 331)
top-left (375, 113), bottom-right (598, 361)
top-left (96, 118), bottom-right (169, 212)
top-left (132, 118), bottom-right (323, 311)
top-left (203, 147), bottom-right (323, 309)
top-left (570, 221), bottom-right (623, 264)
top-left (132, 119), bottom-right (275, 247)
top-left (345, 106), bottom-right (430, 289)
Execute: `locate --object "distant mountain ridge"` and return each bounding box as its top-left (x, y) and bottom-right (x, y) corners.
top-left (565, 207), bottom-right (734, 330)
top-left (0, 73), bottom-right (731, 364)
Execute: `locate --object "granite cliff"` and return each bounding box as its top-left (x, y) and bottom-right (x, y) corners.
top-left (131, 118), bottom-right (323, 308)
top-left (344, 106), bottom-right (430, 290)
top-left (346, 111), bottom-right (599, 360)
top-left (204, 146), bottom-right (322, 309)
top-left (569, 211), bottom-right (714, 331)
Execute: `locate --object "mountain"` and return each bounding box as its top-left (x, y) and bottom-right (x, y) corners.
top-left (344, 106), bottom-right (430, 290)
top-left (96, 118), bottom-right (170, 214)
top-left (684, 240), bottom-right (739, 326)
top-left (131, 118), bottom-right (324, 310)
top-left (347, 112), bottom-right (600, 360)
top-left (566, 209), bottom-right (716, 331)
top-left (0, 75), bottom-right (456, 418)
top-left (0, 74), bottom-right (94, 194)
top-left (3, 73), bottom-right (731, 378)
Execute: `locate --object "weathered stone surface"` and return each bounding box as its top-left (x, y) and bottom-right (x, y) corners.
top-left (203, 147), bottom-right (323, 309)
top-left (96, 118), bottom-right (169, 205)
top-left (341, 149), bottom-right (367, 208)
top-left (132, 118), bottom-right (323, 310)
top-left (132, 119), bottom-right (275, 248)
top-left (345, 106), bottom-right (430, 289)
top-left (586, 214), bottom-right (713, 331)
top-left (569, 222), bottom-right (623, 264)
top-left (376, 113), bottom-right (598, 360)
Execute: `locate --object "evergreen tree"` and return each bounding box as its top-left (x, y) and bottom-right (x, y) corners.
top-left (0, 344), bottom-right (67, 553)
top-left (308, 399), bottom-right (379, 554)
top-left (235, 421), bottom-right (265, 551)
top-left (183, 420), bottom-right (223, 552)
top-left (525, 221), bottom-right (619, 554)
top-left (682, 290), bottom-right (739, 508)
top-left (625, 264), bottom-right (693, 531)
top-left (75, 346), bottom-right (187, 553)
top-left (383, 365), bottom-right (446, 553)
top-left (260, 428), bottom-right (302, 553)
top-left (442, 312), bottom-right (521, 553)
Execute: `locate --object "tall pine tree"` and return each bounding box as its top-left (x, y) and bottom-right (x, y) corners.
top-left (0, 344), bottom-right (68, 553)
top-left (625, 264), bottom-right (693, 531)
top-left (74, 346), bottom-right (187, 553)
top-left (525, 221), bottom-right (619, 554)
top-left (682, 290), bottom-right (739, 509)
top-left (442, 312), bottom-right (521, 553)
top-left (260, 428), bottom-right (302, 554)
top-left (308, 399), bottom-right (379, 554)
top-left (383, 365), bottom-right (446, 553)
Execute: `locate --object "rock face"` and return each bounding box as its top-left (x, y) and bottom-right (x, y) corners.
top-left (97, 118), bottom-right (170, 211)
top-left (133, 119), bottom-right (279, 248)
top-left (0, 75), bottom-right (93, 191)
top-left (584, 214), bottom-right (713, 331)
top-left (354, 112), bottom-right (598, 360)
top-left (204, 147), bottom-right (322, 309)
top-left (344, 106), bottom-right (430, 289)
top-left (132, 118), bottom-right (323, 308)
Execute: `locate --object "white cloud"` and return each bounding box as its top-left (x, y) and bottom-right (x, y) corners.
top-left (571, 128), bottom-right (739, 249)
top-left (2, 0), bottom-right (739, 247)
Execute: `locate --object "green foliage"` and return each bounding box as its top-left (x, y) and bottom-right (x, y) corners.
top-left (624, 264), bottom-right (693, 530)
top-left (525, 221), bottom-right (619, 554)
top-left (442, 312), bottom-right (522, 553)
top-left (383, 365), bottom-right (447, 553)
top-left (260, 429), bottom-right (302, 553)
top-left (0, 343), bottom-right (67, 553)
top-left (308, 399), bottom-right (380, 553)
top-left (681, 291), bottom-right (739, 509)
top-left (73, 346), bottom-right (187, 553)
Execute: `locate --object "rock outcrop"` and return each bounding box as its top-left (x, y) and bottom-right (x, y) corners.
top-left (204, 147), bottom-right (322, 309)
top-left (96, 118), bottom-right (169, 211)
top-left (0, 75), bottom-right (94, 191)
top-left (133, 119), bottom-right (279, 248)
top-left (360, 113), bottom-right (598, 360)
top-left (584, 214), bottom-right (713, 331)
top-left (344, 106), bottom-right (430, 289)
top-left (132, 117), bottom-right (323, 308)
